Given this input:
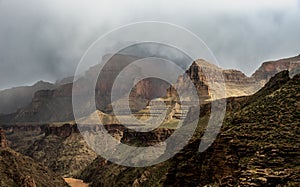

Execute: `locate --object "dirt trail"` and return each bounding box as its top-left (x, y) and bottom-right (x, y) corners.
top-left (64, 178), bottom-right (89, 187)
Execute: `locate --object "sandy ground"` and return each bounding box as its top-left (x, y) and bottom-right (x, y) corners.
top-left (64, 178), bottom-right (89, 187)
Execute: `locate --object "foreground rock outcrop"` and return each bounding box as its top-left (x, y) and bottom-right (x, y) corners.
top-left (0, 148), bottom-right (68, 187)
top-left (0, 124), bottom-right (45, 153)
top-left (24, 123), bottom-right (97, 177)
top-left (1, 123), bottom-right (97, 177)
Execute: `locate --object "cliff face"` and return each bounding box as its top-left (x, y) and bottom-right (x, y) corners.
top-left (131, 78), bottom-right (169, 100)
top-left (2, 121), bottom-right (176, 177)
top-left (103, 124), bottom-right (174, 146)
top-left (44, 123), bottom-right (80, 138)
top-left (251, 54), bottom-right (300, 81)
top-left (165, 59), bottom-right (258, 104)
top-left (22, 123), bottom-right (97, 177)
top-left (10, 87), bottom-right (74, 123)
top-left (1, 123), bottom-right (97, 177)
top-left (1, 54), bottom-right (170, 123)
top-left (0, 125), bottom-right (44, 155)
top-left (1, 54), bottom-right (299, 124)
top-left (182, 55), bottom-right (300, 98)
top-left (81, 54), bottom-right (170, 111)
top-left (167, 62), bottom-right (210, 101)
top-left (0, 81), bottom-right (56, 115)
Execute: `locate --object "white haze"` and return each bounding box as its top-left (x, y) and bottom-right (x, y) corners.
top-left (0, 0), bottom-right (300, 89)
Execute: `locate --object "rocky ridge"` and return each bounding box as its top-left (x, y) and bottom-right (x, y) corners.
top-left (0, 148), bottom-right (68, 187)
top-left (0, 81), bottom-right (56, 115)
top-left (0, 128), bottom-right (68, 187)
top-left (23, 123), bottom-right (97, 177)
top-left (0, 54), bottom-right (171, 123)
top-left (251, 54), bottom-right (300, 82)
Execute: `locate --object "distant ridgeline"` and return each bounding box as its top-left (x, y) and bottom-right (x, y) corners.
top-left (0, 54), bottom-right (299, 124)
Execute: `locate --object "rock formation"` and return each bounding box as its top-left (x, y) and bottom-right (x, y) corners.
top-left (251, 54), bottom-right (300, 82)
top-left (0, 124), bottom-right (45, 153)
top-left (24, 123), bottom-right (97, 177)
top-left (0, 148), bottom-right (68, 186)
top-left (0, 127), bottom-right (7, 148)
top-left (0, 54), bottom-right (170, 123)
top-left (44, 123), bottom-right (80, 138)
top-left (0, 81), bottom-right (56, 115)
top-left (167, 62), bottom-right (210, 101)
top-left (180, 59), bottom-right (258, 98)
top-left (173, 55), bottom-right (300, 99)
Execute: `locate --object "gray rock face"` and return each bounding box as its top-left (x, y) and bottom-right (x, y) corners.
top-left (0, 81), bottom-right (56, 115)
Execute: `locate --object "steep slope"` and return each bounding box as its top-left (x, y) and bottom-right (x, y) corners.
top-left (10, 84), bottom-right (74, 123)
top-left (0, 124), bottom-right (46, 153)
top-left (0, 81), bottom-right (56, 115)
top-left (79, 71), bottom-right (299, 187)
top-left (24, 123), bottom-right (97, 177)
top-left (0, 148), bottom-right (68, 187)
top-left (184, 55), bottom-right (300, 98)
top-left (251, 54), bottom-right (300, 82)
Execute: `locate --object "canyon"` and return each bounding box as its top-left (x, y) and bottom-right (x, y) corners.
top-left (0, 54), bottom-right (299, 186)
top-left (79, 71), bottom-right (300, 187)
top-left (0, 54), bottom-right (299, 124)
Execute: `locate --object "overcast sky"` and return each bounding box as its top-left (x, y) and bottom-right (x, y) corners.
top-left (0, 0), bottom-right (300, 90)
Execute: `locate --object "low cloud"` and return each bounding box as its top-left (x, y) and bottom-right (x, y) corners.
top-left (0, 0), bottom-right (299, 89)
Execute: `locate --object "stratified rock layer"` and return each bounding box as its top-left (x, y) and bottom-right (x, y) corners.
top-left (24, 123), bottom-right (97, 177)
top-left (0, 81), bottom-right (56, 115)
top-left (1, 54), bottom-right (300, 124)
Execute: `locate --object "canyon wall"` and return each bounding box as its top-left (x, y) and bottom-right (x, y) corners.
top-left (0, 81), bottom-right (56, 115)
top-left (1, 54), bottom-right (300, 124)
top-left (80, 70), bottom-right (300, 187)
